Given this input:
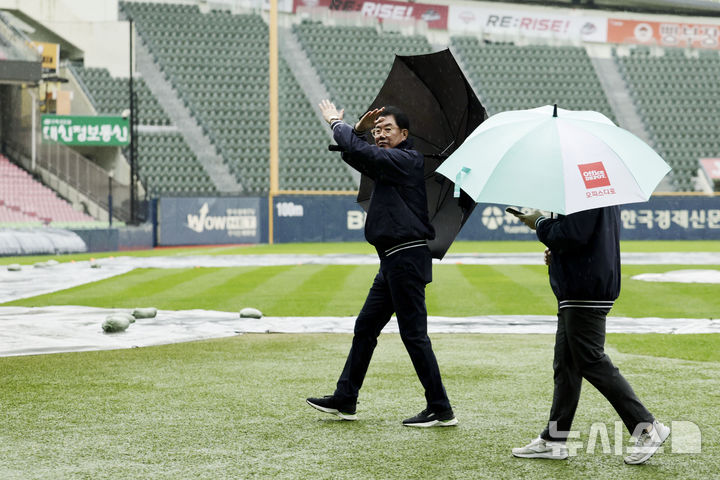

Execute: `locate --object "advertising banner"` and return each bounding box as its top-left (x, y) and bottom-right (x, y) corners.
top-left (41, 115), bottom-right (129, 146)
top-left (271, 195), bottom-right (719, 243)
top-left (154, 195), bottom-right (719, 247)
top-left (293, 0), bottom-right (449, 30)
top-left (607, 18), bottom-right (720, 49)
top-left (448, 6), bottom-right (607, 42)
top-left (273, 195), bottom-right (367, 243)
top-left (700, 158), bottom-right (720, 181)
top-left (157, 197), bottom-right (261, 246)
top-left (456, 197), bottom-right (720, 241)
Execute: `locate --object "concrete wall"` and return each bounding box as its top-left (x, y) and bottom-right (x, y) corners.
top-left (0, 0), bottom-right (131, 77)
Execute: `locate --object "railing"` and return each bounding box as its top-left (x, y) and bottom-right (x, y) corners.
top-left (37, 142), bottom-right (132, 222)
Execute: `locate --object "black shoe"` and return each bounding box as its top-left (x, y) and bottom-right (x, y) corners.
top-left (402, 408), bottom-right (458, 427)
top-left (306, 395), bottom-right (357, 421)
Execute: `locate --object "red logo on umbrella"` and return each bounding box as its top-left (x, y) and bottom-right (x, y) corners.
top-left (578, 162), bottom-right (611, 189)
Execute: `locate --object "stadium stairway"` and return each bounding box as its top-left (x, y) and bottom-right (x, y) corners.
top-left (278, 25), bottom-right (360, 187)
top-left (132, 22), bottom-right (242, 194)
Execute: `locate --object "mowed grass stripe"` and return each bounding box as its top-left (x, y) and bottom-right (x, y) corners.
top-left (133, 267), bottom-right (269, 311)
top-left (246, 264), bottom-right (328, 316)
top-left (427, 264), bottom-right (492, 316)
top-left (616, 265), bottom-right (720, 318)
top-left (318, 265), bottom-right (375, 316)
top-left (449, 265), bottom-right (556, 315)
top-left (2, 268), bottom-right (200, 309)
top-left (486, 264), bottom-right (557, 314)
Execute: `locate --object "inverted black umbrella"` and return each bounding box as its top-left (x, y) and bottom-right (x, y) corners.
top-left (354, 49), bottom-right (487, 259)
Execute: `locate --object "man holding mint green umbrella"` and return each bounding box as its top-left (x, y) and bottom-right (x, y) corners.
top-left (510, 206), bottom-right (669, 465)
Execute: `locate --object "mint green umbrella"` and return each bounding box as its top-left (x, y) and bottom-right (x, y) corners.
top-left (436, 105), bottom-right (671, 215)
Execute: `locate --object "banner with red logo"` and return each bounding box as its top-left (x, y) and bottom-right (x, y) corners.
top-left (447, 6), bottom-right (607, 42)
top-left (608, 18), bottom-right (720, 49)
top-left (700, 158), bottom-right (720, 180)
top-left (293, 0), bottom-right (448, 30)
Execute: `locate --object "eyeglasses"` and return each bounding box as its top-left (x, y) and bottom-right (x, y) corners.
top-left (371, 126), bottom-right (397, 137)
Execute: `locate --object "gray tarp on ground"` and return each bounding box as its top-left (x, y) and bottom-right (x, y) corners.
top-left (1, 306), bottom-right (719, 357)
top-left (0, 228), bottom-right (87, 256)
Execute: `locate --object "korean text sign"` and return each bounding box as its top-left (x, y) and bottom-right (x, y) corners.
top-left (41, 115), bottom-right (130, 147)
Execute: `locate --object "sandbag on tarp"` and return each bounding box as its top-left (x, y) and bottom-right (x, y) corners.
top-left (132, 307), bottom-right (157, 319)
top-left (114, 312), bottom-right (137, 324)
top-left (239, 307), bottom-right (263, 319)
top-left (102, 314), bottom-right (131, 333)
top-left (0, 228), bottom-right (87, 256)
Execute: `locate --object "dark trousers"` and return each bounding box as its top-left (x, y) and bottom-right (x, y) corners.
top-left (334, 246), bottom-right (451, 412)
top-left (541, 307), bottom-right (654, 441)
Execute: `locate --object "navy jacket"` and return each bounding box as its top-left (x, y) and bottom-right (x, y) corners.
top-left (536, 206), bottom-right (621, 309)
top-left (331, 121), bottom-right (435, 252)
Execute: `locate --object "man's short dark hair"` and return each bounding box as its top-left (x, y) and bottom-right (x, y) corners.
top-left (382, 105), bottom-right (410, 131)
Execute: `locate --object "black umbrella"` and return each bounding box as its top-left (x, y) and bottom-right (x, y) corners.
top-left (356, 49), bottom-right (487, 259)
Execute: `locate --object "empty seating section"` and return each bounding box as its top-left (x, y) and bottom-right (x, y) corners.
top-left (0, 155), bottom-right (96, 225)
top-left (614, 46), bottom-right (720, 191)
top-left (73, 64), bottom-right (217, 196)
top-left (137, 133), bottom-right (217, 196)
top-left (121, 3), bottom-right (355, 192)
top-left (74, 65), bottom-right (170, 126)
top-left (450, 37), bottom-right (616, 123)
top-left (294, 20), bottom-right (433, 120)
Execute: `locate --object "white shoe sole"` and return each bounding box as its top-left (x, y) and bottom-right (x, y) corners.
top-left (403, 418), bottom-right (458, 428)
top-left (624, 428), bottom-right (670, 465)
top-left (306, 400), bottom-right (357, 421)
top-left (512, 450), bottom-right (569, 460)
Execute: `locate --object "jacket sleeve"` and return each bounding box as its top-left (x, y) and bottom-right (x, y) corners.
top-left (535, 209), bottom-right (600, 252)
top-left (332, 121), bottom-right (415, 184)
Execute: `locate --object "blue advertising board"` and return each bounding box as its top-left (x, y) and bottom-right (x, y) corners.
top-left (616, 195), bottom-right (720, 240)
top-left (270, 194), bottom-right (720, 243)
top-left (157, 197), bottom-right (262, 246)
top-left (272, 195), bottom-right (366, 243)
top-left (457, 195), bottom-right (720, 241)
top-left (153, 195), bottom-right (719, 247)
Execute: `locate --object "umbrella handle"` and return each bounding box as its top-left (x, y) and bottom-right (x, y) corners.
top-left (454, 167), bottom-right (471, 198)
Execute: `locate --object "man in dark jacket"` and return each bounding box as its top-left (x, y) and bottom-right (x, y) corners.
top-left (511, 207), bottom-right (669, 464)
top-left (306, 100), bottom-right (456, 427)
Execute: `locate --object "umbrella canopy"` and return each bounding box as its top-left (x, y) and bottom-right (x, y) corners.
top-left (436, 105), bottom-right (672, 215)
top-left (356, 49), bottom-right (487, 259)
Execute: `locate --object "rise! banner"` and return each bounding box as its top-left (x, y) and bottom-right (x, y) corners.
top-left (294, 0), bottom-right (449, 30)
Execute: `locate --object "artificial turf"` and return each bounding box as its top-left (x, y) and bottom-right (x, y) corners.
top-left (0, 333), bottom-right (717, 479)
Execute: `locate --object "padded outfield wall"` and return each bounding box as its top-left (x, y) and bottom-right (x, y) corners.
top-left (153, 195), bottom-right (720, 246)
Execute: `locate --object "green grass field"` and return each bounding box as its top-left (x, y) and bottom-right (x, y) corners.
top-left (1, 241), bottom-right (719, 479)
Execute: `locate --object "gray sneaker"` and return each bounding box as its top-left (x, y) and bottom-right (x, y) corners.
top-left (512, 436), bottom-right (569, 460)
top-left (624, 421), bottom-right (670, 465)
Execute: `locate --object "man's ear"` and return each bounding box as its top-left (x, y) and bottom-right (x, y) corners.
top-left (401, 129), bottom-right (409, 140)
